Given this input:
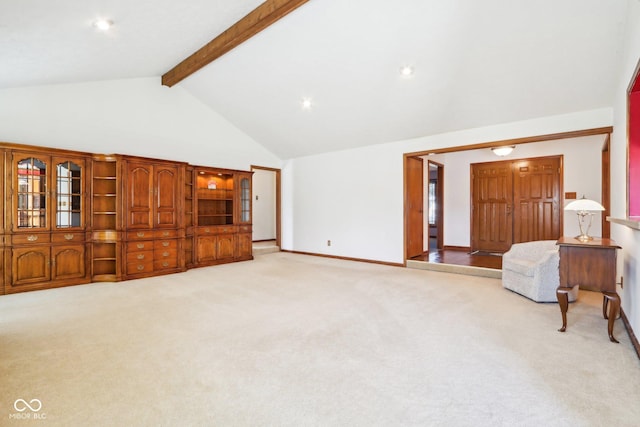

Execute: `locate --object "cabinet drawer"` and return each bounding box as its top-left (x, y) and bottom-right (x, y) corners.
top-left (126, 250), bottom-right (153, 263)
top-left (51, 232), bottom-right (85, 243)
top-left (196, 225), bottom-right (237, 235)
top-left (154, 247), bottom-right (177, 260)
top-left (12, 233), bottom-right (51, 245)
top-left (154, 258), bottom-right (178, 270)
top-left (154, 239), bottom-right (178, 251)
top-left (127, 230), bottom-right (153, 240)
top-left (238, 225), bottom-right (252, 233)
top-left (126, 260), bottom-right (153, 275)
top-left (126, 240), bottom-right (153, 251)
top-left (154, 229), bottom-right (179, 239)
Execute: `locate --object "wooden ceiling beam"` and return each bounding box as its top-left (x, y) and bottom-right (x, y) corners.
top-left (162, 0), bottom-right (310, 87)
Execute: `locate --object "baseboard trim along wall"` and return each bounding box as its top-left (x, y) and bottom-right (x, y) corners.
top-left (443, 245), bottom-right (472, 252)
top-left (281, 250), bottom-right (404, 268)
top-left (621, 309), bottom-right (640, 360)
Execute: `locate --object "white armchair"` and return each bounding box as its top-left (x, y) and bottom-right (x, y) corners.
top-left (502, 240), bottom-right (578, 303)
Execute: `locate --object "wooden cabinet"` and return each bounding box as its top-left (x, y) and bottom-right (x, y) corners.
top-left (0, 142), bottom-right (254, 295)
top-left (236, 173), bottom-right (253, 261)
top-left (192, 167), bottom-right (253, 267)
top-left (184, 165), bottom-right (195, 268)
top-left (91, 155), bottom-right (121, 282)
top-left (122, 158), bottom-right (185, 279)
top-left (5, 149), bottom-right (90, 294)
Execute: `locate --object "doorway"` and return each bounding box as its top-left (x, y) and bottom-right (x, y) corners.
top-left (250, 166), bottom-right (281, 248)
top-left (471, 155), bottom-right (562, 253)
top-left (427, 161), bottom-right (444, 252)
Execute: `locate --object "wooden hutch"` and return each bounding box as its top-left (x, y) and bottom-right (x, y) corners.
top-left (0, 142), bottom-right (253, 295)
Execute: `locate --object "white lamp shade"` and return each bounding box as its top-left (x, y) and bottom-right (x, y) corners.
top-left (564, 198), bottom-right (605, 211)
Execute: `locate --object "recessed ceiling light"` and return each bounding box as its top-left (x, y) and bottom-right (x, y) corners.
top-left (93, 19), bottom-right (114, 31)
top-left (400, 65), bottom-right (414, 77)
top-left (301, 97), bottom-right (313, 110)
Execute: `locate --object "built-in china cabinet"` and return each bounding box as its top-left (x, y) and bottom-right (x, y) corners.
top-left (0, 142), bottom-right (253, 295)
top-left (4, 147), bottom-right (91, 293)
top-left (190, 167), bottom-right (253, 267)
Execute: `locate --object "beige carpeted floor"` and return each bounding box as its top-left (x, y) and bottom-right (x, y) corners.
top-left (1, 252), bottom-right (639, 426)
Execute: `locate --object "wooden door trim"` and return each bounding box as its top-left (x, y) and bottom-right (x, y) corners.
top-left (602, 134), bottom-right (611, 238)
top-left (405, 127), bottom-right (613, 157)
top-left (251, 165), bottom-right (281, 248)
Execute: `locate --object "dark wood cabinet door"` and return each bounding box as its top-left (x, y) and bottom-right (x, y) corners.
top-left (237, 233), bottom-right (252, 259)
top-left (196, 235), bottom-right (217, 263)
top-left (52, 156), bottom-right (86, 230)
top-left (51, 244), bottom-right (86, 281)
top-left (155, 164), bottom-right (179, 228)
top-left (216, 234), bottom-right (236, 260)
top-left (126, 162), bottom-right (153, 229)
top-left (13, 152), bottom-right (51, 232)
top-left (12, 246), bottom-right (51, 286)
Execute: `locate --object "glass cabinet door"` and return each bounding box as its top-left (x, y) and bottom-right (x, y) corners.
top-left (240, 177), bottom-right (251, 223)
top-left (16, 157), bottom-right (47, 229)
top-left (56, 160), bottom-right (83, 228)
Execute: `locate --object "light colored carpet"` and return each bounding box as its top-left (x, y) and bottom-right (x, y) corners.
top-left (1, 252), bottom-right (639, 426)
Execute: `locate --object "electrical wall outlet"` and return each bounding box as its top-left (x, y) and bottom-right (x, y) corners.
top-left (327, 240), bottom-right (331, 246)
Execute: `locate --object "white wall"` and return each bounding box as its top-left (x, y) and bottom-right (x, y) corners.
top-left (427, 135), bottom-right (605, 248)
top-left (286, 142), bottom-right (404, 261)
top-left (610, 0), bottom-right (640, 346)
top-left (252, 169), bottom-right (276, 241)
top-left (0, 77), bottom-right (281, 170)
top-left (282, 108), bottom-right (612, 263)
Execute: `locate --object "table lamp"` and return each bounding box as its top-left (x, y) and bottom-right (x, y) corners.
top-left (564, 197), bottom-right (605, 241)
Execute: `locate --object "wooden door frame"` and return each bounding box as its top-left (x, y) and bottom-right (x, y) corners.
top-left (602, 135), bottom-right (611, 238)
top-left (250, 165), bottom-right (281, 248)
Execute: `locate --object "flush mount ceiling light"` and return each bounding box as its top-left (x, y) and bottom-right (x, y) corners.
top-left (491, 146), bottom-right (515, 156)
top-left (301, 97), bottom-right (313, 110)
top-left (93, 18), bottom-right (114, 31)
top-left (400, 65), bottom-right (414, 77)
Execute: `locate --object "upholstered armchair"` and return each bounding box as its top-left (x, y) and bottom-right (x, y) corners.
top-left (502, 240), bottom-right (578, 303)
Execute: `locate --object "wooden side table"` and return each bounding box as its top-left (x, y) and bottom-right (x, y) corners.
top-left (556, 237), bottom-right (621, 343)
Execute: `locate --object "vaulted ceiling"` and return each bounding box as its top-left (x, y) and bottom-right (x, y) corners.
top-left (0, 0), bottom-right (630, 159)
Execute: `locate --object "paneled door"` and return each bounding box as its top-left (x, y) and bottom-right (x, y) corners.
top-left (405, 156), bottom-right (424, 259)
top-left (471, 155), bottom-right (562, 253)
top-left (512, 157), bottom-right (561, 242)
top-left (471, 161), bottom-right (513, 253)
top-left (126, 162), bottom-right (153, 229)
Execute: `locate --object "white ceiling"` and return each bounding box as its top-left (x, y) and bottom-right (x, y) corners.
top-left (0, 0), bottom-right (630, 159)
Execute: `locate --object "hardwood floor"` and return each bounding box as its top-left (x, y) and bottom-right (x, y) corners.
top-left (410, 248), bottom-right (503, 270)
